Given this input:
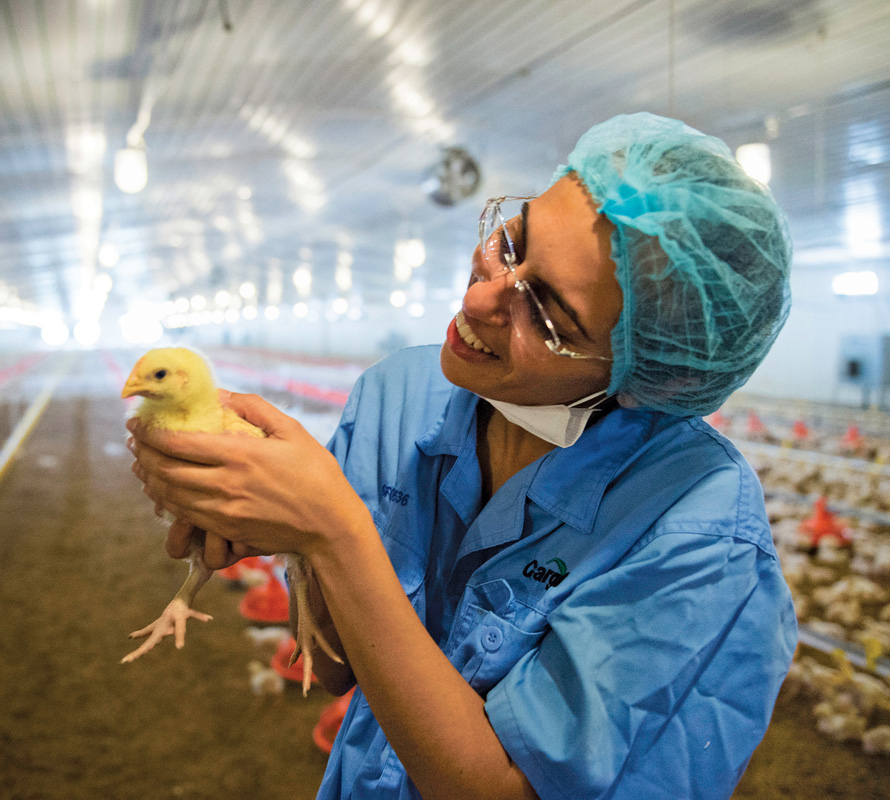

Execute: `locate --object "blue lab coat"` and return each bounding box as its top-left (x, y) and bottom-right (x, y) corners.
top-left (316, 345), bottom-right (796, 800)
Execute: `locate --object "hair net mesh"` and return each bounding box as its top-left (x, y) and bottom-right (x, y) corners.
top-left (553, 112), bottom-right (792, 417)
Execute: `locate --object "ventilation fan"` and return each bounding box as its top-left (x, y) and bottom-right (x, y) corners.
top-left (423, 147), bottom-right (481, 207)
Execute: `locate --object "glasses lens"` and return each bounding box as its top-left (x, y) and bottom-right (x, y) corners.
top-left (480, 202), bottom-right (506, 261)
top-left (508, 286), bottom-right (560, 360)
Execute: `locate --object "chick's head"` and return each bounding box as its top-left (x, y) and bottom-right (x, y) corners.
top-left (122, 347), bottom-right (217, 407)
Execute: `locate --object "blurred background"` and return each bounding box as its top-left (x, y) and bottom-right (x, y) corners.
top-left (0, 0), bottom-right (887, 402)
top-left (2, 1), bottom-right (890, 799)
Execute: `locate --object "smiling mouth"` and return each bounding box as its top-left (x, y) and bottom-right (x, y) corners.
top-left (455, 310), bottom-right (493, 354)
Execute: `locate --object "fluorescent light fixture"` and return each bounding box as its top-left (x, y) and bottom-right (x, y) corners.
top-left (390, 290), bottom-right (407, 308)
top-left (41, 319), bottom-right (70, 347)
top-left (293, 266), bottom-right (312, 297)
top-left (98, 242), bottom-right (120, 268)
top-left (832, 270), bottom-right (879, 296)
top-left (735, 143), bottom-right (771, 184)
top-left (396, 238), bottom-right (426, 268)
top-left (73, 319), bottom-right (101, 347)
top-left (114, 146), bottom-right (148, 194)
top-left (119, 313), bottom-right (163, 345)
top-left (335, 265), bottom-right (353, 291)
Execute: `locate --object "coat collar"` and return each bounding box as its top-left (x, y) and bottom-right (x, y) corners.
top-left (416, 383), bottom-right (669, 536)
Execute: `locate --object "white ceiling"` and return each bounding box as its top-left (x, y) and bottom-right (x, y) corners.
top-left (1, 0), bottom-right (889, 339)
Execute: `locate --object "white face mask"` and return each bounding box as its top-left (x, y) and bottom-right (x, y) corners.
top-left (481, 388), bottom-right (610, 448)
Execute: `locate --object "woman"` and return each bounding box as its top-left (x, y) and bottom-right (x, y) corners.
top-left (128, 113), bottom-right (797, 800)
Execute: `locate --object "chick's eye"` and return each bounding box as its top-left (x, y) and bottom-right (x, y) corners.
top-left (154, 369), bottom-right (167, 380)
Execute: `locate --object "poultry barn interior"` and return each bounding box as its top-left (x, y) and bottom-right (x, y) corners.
top-left (1, 1), bottom-right (890, 798)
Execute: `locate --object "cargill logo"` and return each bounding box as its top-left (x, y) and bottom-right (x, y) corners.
top-left (522, 558), bottom-right (570, 590)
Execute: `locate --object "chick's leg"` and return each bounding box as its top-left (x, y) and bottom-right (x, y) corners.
top-left (121, 530), bottom-right (214, 664)
top-left (286, 554), bottom-right (343, 696)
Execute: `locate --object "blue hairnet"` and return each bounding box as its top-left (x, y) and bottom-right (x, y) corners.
top-left (553, 112), bottom-right (792, 417)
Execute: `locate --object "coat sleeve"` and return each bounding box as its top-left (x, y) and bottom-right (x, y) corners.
top-left (484, 529), bottom-right (797, 800)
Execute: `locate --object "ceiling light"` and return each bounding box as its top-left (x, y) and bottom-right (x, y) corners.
top-left (72, 187), bottom-right (103, 220)
top-left (73, 319), bottom-right (101, 347)
top-left (832, 271), bottom-right (878, 296)
top-left (114, 146), bottom-right (148, 194)
top-left (408, 302), bottom-right (425, 318)
top-left (98, 242), bottom-right (120, 268)
top-left (396, 238), bottom-right (425, 268)
top-left (293, 302), bottom-right (309, 318)
top-left (41, 319), bottom-right (70, 347)
top-left (293, 265), bottom-right (312, 296)
top-left (237, 185), bottom-right (252, 200)
top-left (264, 305), bottom-right (280, 320)
top-left (119, 313), bottom-right (163, 345)
top-left (94, 273), bottom-right (113, 294)
top-left (191, 294), bottom-right (207, 311)
top-left (390, 290), bottom-right (407, 308)
top-left (215, 290), bottom-right (231, 307)
top-left (335, 265), bottom-right (353, 291)
top-left (331, 297), bottom-right (349, 315)
top-left (242, 305), bottom-right (258, 320)
top-left (239, 281), bottom-right (257, 299)
top-left (735, 143), bottom-right (771, 184)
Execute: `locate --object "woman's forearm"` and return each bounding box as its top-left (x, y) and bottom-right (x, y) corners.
top-left (310, 524), bottom-right (539, 800)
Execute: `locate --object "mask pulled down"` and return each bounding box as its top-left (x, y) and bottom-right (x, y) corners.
top-left (481, 388), bottom-right (610, 448)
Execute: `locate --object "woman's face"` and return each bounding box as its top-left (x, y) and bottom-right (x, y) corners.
top-left (441, 173), bottom-right (623, 406)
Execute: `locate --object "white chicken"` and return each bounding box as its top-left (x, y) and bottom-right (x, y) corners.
top-left (120, 347), bottom-right (341, 694)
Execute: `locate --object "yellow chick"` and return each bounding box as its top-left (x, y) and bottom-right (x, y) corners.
top-left (120, 347), bottom-right (340, 694)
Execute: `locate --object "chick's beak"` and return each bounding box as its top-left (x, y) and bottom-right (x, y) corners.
top-left (121, 374), bottom-right (147, 399)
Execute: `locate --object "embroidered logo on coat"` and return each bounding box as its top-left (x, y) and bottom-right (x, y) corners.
top-left (522, 558), bottom-right (569, 589)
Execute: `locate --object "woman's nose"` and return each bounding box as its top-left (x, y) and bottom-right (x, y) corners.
top-left (463, 261), bottom-right (513, 325)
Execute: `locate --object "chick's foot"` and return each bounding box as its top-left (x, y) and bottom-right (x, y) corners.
top-left (121, 597), bottom-right (213, 664)
top-left (287, 557), bottom-right (343, 696)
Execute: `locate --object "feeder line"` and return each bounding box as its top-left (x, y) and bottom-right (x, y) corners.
top-left (737, 439), bottom-right (890, 478)
top-left (763, 489), bottom-right (890, 528)
top-left (798, 623), bottom-right (890, 679)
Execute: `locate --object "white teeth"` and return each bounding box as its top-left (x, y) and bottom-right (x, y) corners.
top-left (455, 310), bottom-right (493, 354)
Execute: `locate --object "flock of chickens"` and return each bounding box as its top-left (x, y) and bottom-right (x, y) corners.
top-left (707, 404), bottom-right (890, 756)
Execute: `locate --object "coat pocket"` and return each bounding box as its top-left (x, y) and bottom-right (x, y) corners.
top-left (448, 579), bottom-right (549, 696)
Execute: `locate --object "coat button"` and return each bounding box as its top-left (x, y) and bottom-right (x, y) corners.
top-left (481, 626), bottom-right (503, 652)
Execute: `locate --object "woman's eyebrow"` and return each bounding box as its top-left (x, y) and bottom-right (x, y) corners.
top-left (523, 201), bottom-right (596, 343)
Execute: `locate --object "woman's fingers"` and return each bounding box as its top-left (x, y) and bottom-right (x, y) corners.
top-left (219, 389), bottom-right (302, 439)
top-left (126, 417), bottom-right (226, 465)
top-left (203, 531), bottom-right (239, 570)
top-left (165, 518), bottom-right (196, 559)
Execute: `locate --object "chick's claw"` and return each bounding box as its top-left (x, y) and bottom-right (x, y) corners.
top-left (121, 597), bottom-right (213, 664)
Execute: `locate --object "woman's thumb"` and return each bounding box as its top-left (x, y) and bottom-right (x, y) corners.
top-left (220, 389), bottom-right (298, 438)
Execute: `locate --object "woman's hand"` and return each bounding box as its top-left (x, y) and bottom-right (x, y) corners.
top-left (127, 391), bottom-right (371, 559)
top-left (163, 518), bottom-right (265, 570)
